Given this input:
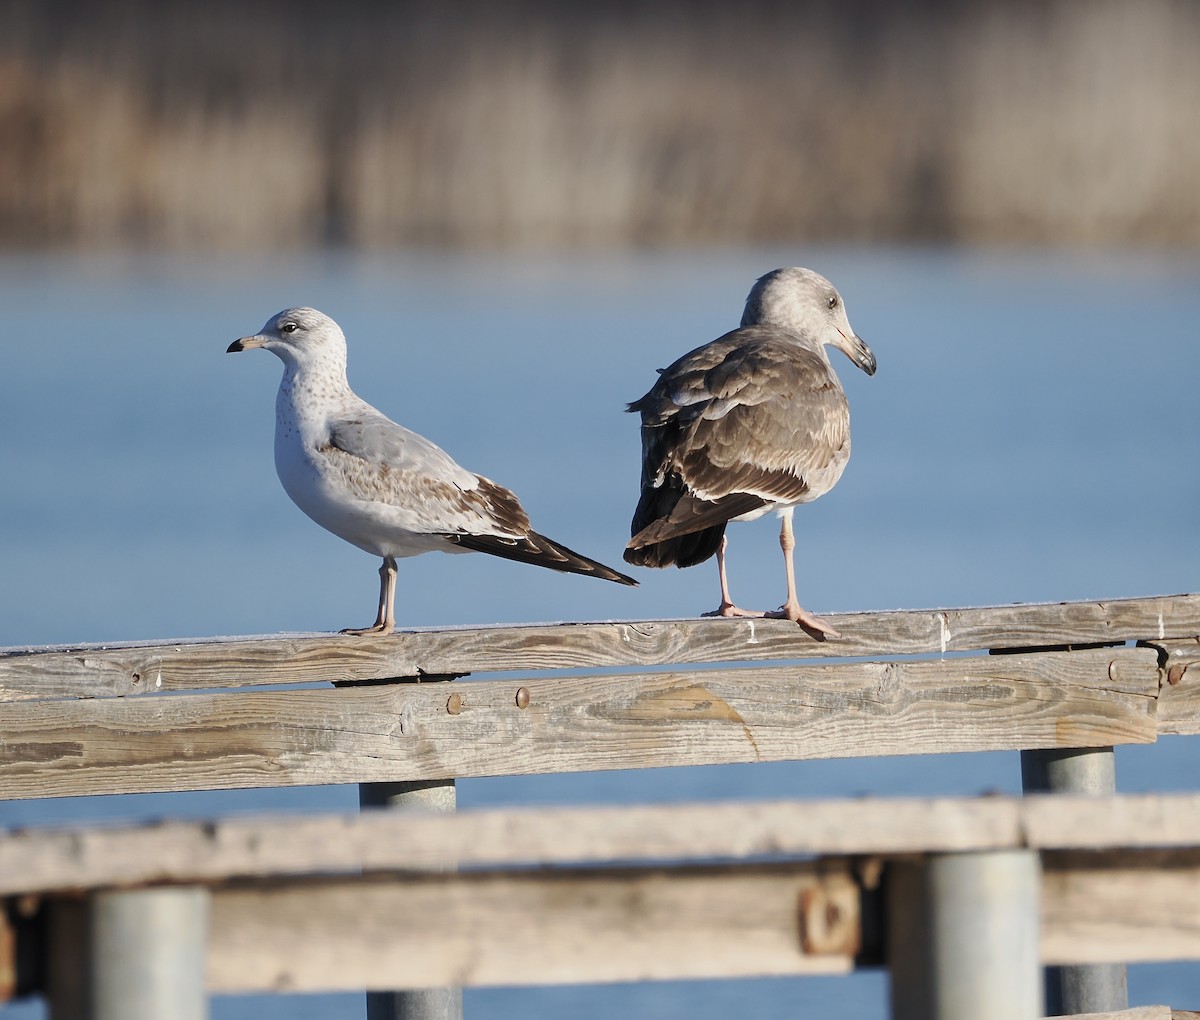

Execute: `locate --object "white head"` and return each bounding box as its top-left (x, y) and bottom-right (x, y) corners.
top-left (741, 267), bottom-right (876, 376)
top-left (227, 306), bottom-right (349, 377)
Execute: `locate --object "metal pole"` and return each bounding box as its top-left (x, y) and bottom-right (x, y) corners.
top-left (90, 887), bottom-right (209, 1020)
top-left (889, 851), bottom-right (1041, 1020)
top-left (1021, 745), bottom-right (1118, 796)
top-left (1020, 746), bottom-right (1129, 1014)
top-left (360, 779), bottom-right (462, 1020)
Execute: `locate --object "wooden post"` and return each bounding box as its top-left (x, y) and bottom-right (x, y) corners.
top-left (46, 899), bottom-right (88, 1020)
top-left (360, 779), bottom-right (462, 1020)
top-left (1021, 746), bottom-right (1129, 1015)
top-left (888, 851), bottom-right (1041, 1020)
top-left (83, 888), bottom-right (208, 1020)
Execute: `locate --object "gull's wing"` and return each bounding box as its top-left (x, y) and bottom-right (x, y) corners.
top-left (628, 327), bottom-right (849, 548)
top-left (322, 403), bottom-right (636, 584)
top-left (322, 405), bottom-right (532, 538)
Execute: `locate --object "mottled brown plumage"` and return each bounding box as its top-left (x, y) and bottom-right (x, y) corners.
top-left (625, 268), bottom-right (876, 635)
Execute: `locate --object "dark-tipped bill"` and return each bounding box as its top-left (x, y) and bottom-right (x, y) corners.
top-left (227, 335), bottom-right (266, 353)
top-left (835, 331), bottom-right (876, 376)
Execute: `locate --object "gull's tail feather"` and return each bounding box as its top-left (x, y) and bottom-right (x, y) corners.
top-left (623, 523), bottom-right (727, 569)
top-left (449, 531), bottom-right (638, 586)
top-left (623, 474), bottom-right (763, 569)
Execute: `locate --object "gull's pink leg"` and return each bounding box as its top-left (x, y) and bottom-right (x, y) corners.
top-left (764, 512), bottom-right (841, 637)
top-left (342, 555), bottom-right (398, 636)
top-left (702, 534), bottom-right (766, 619)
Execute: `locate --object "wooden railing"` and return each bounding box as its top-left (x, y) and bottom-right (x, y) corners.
top-left (2, 593), bottom-right (1200, 1019)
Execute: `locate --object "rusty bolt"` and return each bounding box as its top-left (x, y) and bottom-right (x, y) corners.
top-left (515, 686), bottom-right (530, 709)
top-left (446, 693), bottom-right (463, 715)
top-left (1168, 662), bottom-right (1189, 686)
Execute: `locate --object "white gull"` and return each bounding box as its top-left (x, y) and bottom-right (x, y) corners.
top-left (229, 307), bottom-right (636, 635)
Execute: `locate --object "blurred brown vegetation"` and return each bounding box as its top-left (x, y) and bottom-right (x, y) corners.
top-left (1, 0), bottom-right (1198, 249)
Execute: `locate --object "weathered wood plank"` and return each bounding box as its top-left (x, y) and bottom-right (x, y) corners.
top-left (1042, 849), bottom-right (1200, 964)
top-left (10, 803), bottom-right (1200, 994)
top-left (1148, 639), bottom-right (1200, 735)
top-left (1, 594), bottom-right (1194, 700)
top-left (0, 797), bottom-right (1016, 893)
top-left (1020, 793), bottom-right (1200, 849)
top-left (0, 648), bottom-right (1159, 799)
top-left (1060, 1009), bottom-right (1173, 1020)
top-left (11, 793), bottom-right (1200, 896)
top-left (199, 848), bottom-right (1200, 992)
top-left (205, 864), bottom-right (858, 992)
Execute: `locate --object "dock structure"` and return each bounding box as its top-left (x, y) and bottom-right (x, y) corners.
top-left (2, 593), bottom-right (1200, 1019)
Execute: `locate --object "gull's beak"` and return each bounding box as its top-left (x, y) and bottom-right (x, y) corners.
top-left (834, 329), bottom-right (877, 377)
top-left (227, 335), bottom-right (266, 353)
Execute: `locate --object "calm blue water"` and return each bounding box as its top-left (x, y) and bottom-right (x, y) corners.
top-left (1, 246), bottom-right (1198, 1017)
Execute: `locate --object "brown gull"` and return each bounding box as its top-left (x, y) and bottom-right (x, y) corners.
top-left (624, 267), bottom-right (875, 637)
top-left (229, 307), bottom-right (636, 635)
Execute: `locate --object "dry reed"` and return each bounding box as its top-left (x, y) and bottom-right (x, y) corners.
top-left (1, 0), bottom-right (1197, 249)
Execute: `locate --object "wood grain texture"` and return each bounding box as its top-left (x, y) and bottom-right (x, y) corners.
top-left (8, 793), bottom-right (1200, 896)
top-left (10, 804), bottom-right (1200, 993)
top-left (206, 864), bottom-right (858, 992)
top-left (1020, 793), bottom-right (1200, 849)
top-left (1042, 849), bottom-right (1200, 964)
top-left (0, 648), bottom-right (1159, 800)
top-left (182, 849), bottom-right (1200, 991)
top-left (1147, 638), bottom-right (1200, 735)
top-left (0, 594), bottom-right (1195, 700)
top-left (1060, 1009), bottom-right (1173, 1020)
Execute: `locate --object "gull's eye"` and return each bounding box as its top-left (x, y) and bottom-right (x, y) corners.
top-left (827, 296), bottom-right (838, 310)
top-left (281, 322), bottom-right (299, 334)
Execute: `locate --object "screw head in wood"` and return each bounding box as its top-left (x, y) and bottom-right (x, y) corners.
top-left (515, 686), bottom-right (530, 709)
top-left (446, 692), bottom-right (463, 715)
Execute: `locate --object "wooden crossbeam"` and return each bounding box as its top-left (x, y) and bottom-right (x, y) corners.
top-left (22, 847), bottom-right (1200, 993)
top-left (1, 593), bottom-right (1197, 700)
top-left (2, 793), bottom-right (1200, 895)
top-left (0, 648), bottom-right (1159, 799)
top-left (4, 796), bottom-right (1200, 997)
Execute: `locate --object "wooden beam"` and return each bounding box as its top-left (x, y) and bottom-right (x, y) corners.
top-left (160, 847), bottom-right (1200, 992)
top-left (1, 594), bottom-right (1195, 700)
top-left (5, 793), bottom-right (1200, 896)
top-left (1042, 849), bottom-right (1200, 964)
top-left (206, 864), bottom-right (859, 992)
top-left (7, 805), bottom-right (1200, 995)
top-left (1147, 639), bottom-right (1200, 735)
top-left (0, 648), bottom-right (1159, 799)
